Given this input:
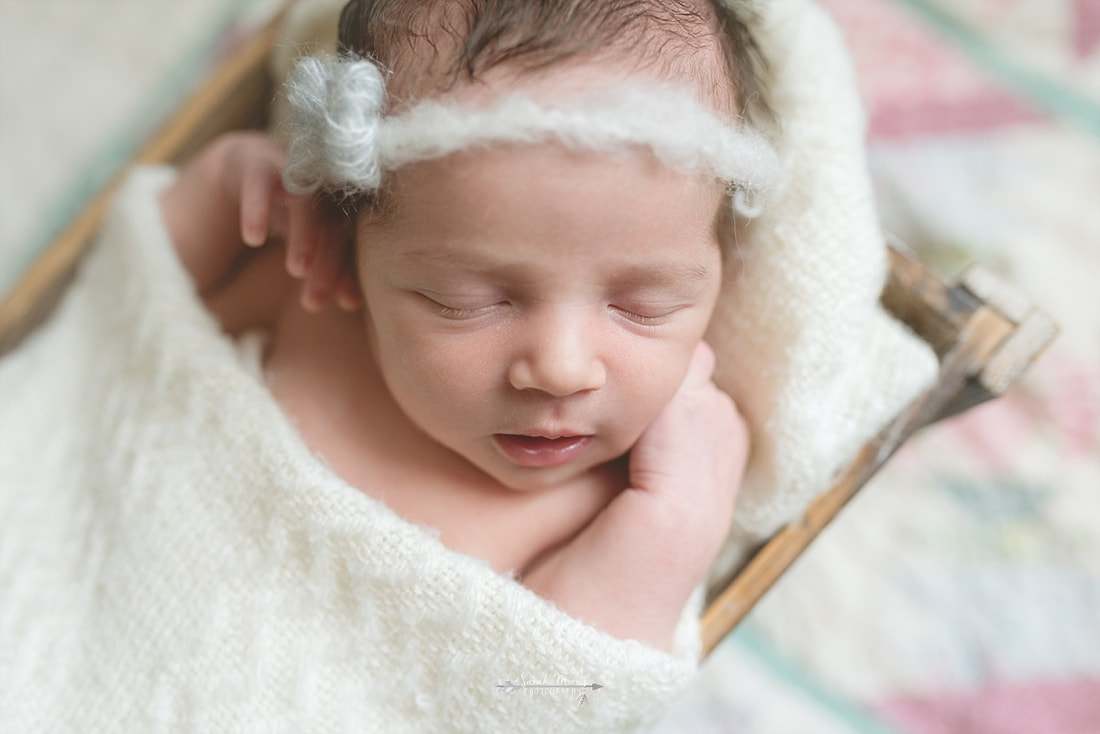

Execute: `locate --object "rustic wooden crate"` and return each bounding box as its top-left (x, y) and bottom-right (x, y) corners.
top-left (0, 13), bottom-right (1056, 658)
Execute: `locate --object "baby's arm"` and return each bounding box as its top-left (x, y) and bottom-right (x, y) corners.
top-left (158, 131), bottom-right (353, 308)
top-left (522, 342), bottom-right (747, 651)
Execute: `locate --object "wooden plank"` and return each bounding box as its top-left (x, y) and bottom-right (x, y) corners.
top-left (699, 252), bottom-right (1048, 654)
top-left (881, 247), bottom-right (982, 358)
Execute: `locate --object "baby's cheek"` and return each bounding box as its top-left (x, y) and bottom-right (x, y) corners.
top-left (614, 362), bottom-right (687, 447)
top-left (404, 337), bottom-right (501, 411)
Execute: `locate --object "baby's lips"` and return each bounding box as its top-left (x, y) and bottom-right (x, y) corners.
top-left (492, 434), bottom-right (593, 468)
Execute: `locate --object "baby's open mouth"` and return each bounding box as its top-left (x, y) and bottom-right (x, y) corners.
top-left (492, 434), bottom-right (592, 468)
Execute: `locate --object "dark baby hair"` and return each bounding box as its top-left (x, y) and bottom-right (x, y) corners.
top-left (336, 0), bottom-right (770, 123)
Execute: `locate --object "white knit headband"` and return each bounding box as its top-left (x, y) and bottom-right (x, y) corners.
top-left (282, 55), bottom-right (780, 216)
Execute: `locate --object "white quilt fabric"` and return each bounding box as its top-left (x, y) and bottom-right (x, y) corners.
top-left (0, 169), bottom-right (699, 733)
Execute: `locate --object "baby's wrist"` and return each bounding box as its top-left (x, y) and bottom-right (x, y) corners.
top-left (521, 489), bottom-right (721, 650)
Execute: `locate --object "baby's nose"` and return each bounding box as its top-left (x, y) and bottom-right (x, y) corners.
top-left (507, 322), bottom-right (606, 397)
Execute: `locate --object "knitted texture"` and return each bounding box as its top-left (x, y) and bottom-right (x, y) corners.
top-left (283, 56), bottom-right (386, 195)
top-left (0, 169), bottom-right (700, 733)
top-left (704, 0), bottom-right (938, 547)
top-left (281, 55), bottom-right (780, 213)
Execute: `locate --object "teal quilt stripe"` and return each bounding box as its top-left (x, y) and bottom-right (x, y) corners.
top-left (731, 622), bottom-right (903, 734)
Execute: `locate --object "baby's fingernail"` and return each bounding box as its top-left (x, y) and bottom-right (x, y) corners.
top-left (336, 291), bottom-right (360, 311)
top-left (301, 290), bottom-right (324, 313)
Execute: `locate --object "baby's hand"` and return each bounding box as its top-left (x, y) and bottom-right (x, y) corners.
top-left (161, 131), bottom-right (358, 310)
top-left (220, 134), bottom-right (359, 312)
top-left (522, 342), bottom-right (748, 651)
top-left (627, 341), bottom-right (745, 552)
top-left (220, 132), bottom-right (290, 249)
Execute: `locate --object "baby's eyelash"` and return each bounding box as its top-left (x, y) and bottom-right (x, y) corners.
top-left (609, 305), bottom-right (675, 327)
top-left (624, 312), bottom-right (668, 325)
top-left (437, 304), bottom-right (495, 320)
top-left (414, 290), bottom-right (501, 320)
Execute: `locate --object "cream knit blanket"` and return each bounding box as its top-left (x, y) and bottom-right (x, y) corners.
top-left (705, 0), bottom-right (940, 547)
top-left (0, 168), bottom-right (699, 731)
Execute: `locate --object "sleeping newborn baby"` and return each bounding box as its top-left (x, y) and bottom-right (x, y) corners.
top-left (159, 0), bottom-right (777, 652)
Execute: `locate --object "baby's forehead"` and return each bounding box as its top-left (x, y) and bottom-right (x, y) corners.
top-left (386, 141), bottom-right (724, 209)
top-left (366, 143), bottom-right (725, 259)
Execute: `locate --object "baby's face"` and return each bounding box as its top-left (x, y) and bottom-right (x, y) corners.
top-left (356, 145), bottom-right (724, 491)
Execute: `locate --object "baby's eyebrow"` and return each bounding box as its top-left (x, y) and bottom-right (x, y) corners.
top-left (395, 248), bottom-right (714, 287)
top-left (610, 261), bottom-right (714, 288)
top-left (393, 248), bottom-right (498, 273)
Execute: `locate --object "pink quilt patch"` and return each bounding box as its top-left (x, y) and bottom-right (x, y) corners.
top-left (816, 0), bottom-right (1042, 138)
top-left (876, 678), bottom-right (1100, 734)
top-left (1077, 0), bottom-right (1100, 57)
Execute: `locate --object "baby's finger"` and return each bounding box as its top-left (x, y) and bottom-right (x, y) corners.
top-left (300, 219), bottom-right (344, 313)
top-left (335, 272), bottom-right (362, 311)
top-left (334, 222), bottom-right (361, 310)
top-left (267, 194), bottom-right (289, 240)
top-left (239, 160), bottom-right (279, 247)
top-left (285, 196), bottom-right (320, 278)
top-left (680, 341), bottom-right (717, 392)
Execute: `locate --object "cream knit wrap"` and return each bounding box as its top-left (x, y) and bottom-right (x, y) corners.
top-left (703, 1), bottom-right (938, 544)
top-left (0, 0), bottom-right (937, 731)
top-left (0, 167), bottom-right (701, 731)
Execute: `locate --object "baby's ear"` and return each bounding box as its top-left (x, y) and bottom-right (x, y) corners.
top-left (285, 194), bottom-right (360, 313)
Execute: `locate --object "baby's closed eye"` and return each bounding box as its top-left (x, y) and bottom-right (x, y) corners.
top-left (414, 290), bottom-right (507, 320)
top-left (607, 303), bottom-right (686, 327)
